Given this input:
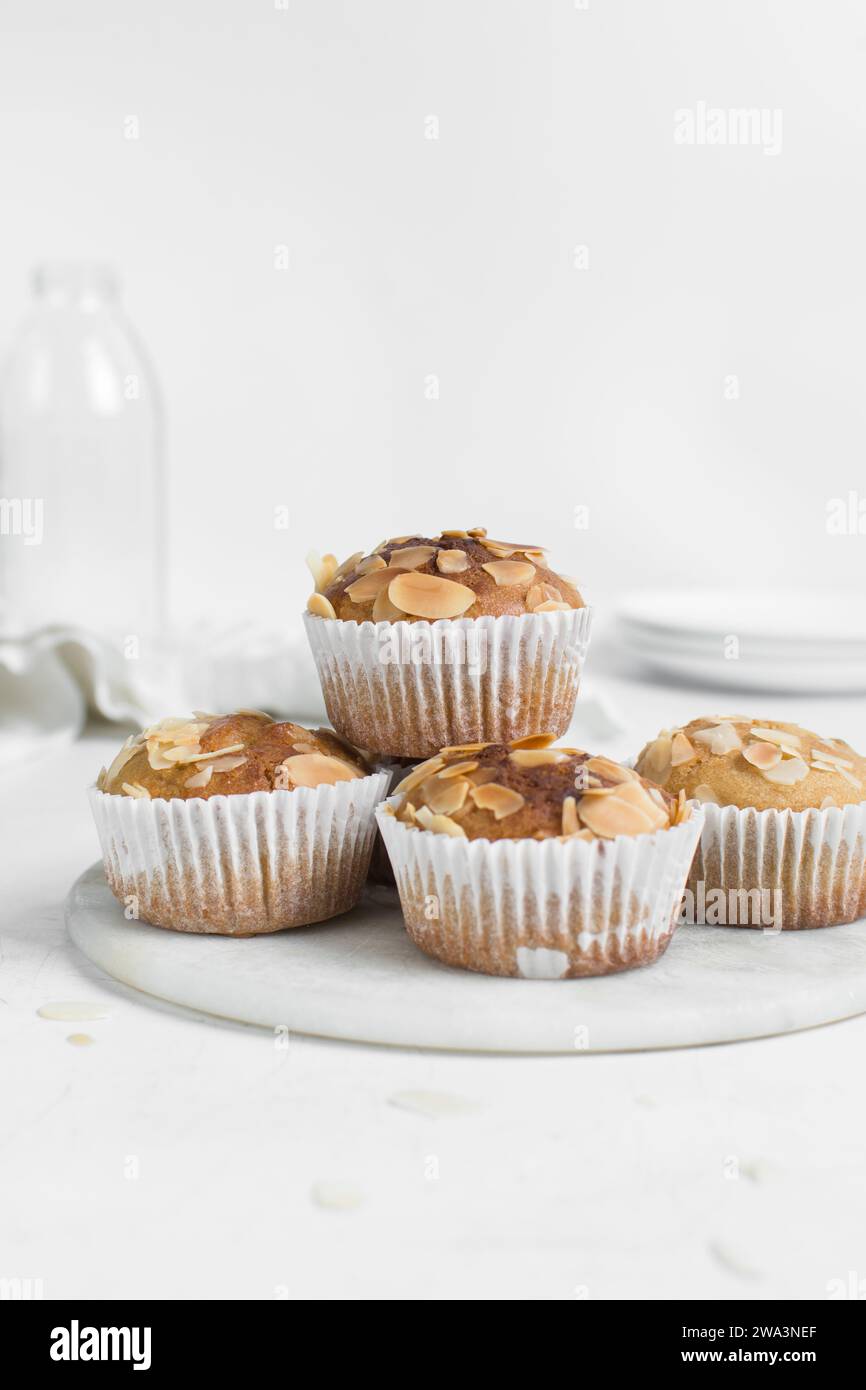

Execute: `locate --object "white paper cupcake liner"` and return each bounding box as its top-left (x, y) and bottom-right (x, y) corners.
top-left (88, 770), bottom-right (391, 936)
top-left (303, 607), bottom-right (593, 758)
top-left (684, 800), bottom-right (866, 929)
top-left (376, 798), bottom-right (704, 977)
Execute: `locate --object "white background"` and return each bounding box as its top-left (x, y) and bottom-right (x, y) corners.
top-left (2, 0), bottom-right (865, 628)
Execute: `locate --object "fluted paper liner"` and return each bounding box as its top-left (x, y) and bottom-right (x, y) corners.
top-left (88, 771), bottom-right (390, 936)
top-left (304, 607), bottom-right (593, 758)
top-left (376, 799), bottom-right (704, 977)
top-left (685, 800), bottom-right (866, 929)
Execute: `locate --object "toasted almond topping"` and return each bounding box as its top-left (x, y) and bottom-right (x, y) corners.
top-left (345, 566), bottom-right (402, 602)
top-left (420, 776), bottom-right (470, 815)
top-left (672, 789), bottom-right (692, 825)
top-left (742, 741), bottom-right (782, 770)
top-left (414, 805), bottom-right (467, 836)
top-left (467, 527), bottom-right (487, 537)
top-left (440, 742), bottom-right (489, 755)
top-left (509, 748), bottom-right (567, 767)
top-left (535, 601), bottom-right (572, 612)
top-left (292, 742), bottom-right (319, 754)
top-left (839, 768), bottom-right (863, 790)
top-left (481, 559), bottom-right (537, 587)
top-left (355, 554), bottom-right (387, 576)
top-left (750, 726), bottom-right (801, 751)
top-left (389, 545), bottom-right (437, 571)
top-left (509, 733), bottom-right (556, 750)
top-left (372, 588), bottom-right (406, 622)
top-left (810, 748), bottom-right (855, 770)
top-left (192, 742), bottom-right (246, 763)
top-left (693, 722), bottom-right (743, 756)
top-left (388, 572), bottom-right (475, 620)
top-left (440, 529), bottom-right (470, 538)
top-left (121, 781), bottom-right (151, 799)
top-left (470, 783), bottom-right (526, 820)
top-left (185, 764), bottom-right (215, 789)
top-left (146, 744), bottom-right (176, 771)
top-left (576, 780), bottom-right (668, 838)
top-left (522, 548), bottom-right (548, 564)
top-left (761, 756), bottom-right (810, 786)
top-left (331, 551), bottom-right (366, 583)
top-left (161, 743), bottom-right (203, 764)
top-left (393, 757), bottom-right (446, 794)
top-left (692, 784), bottom-right (720, 804)
top-left (670, 732), bottom-right (697, 767)
top-left (96, 766), bottom-right (107, 790)
top-left (638, 732), bottom-right (672, 785)
top-left (385, 535), bottom-right (414, 545)
top-left (438, 759), bottom-right (480, 779)
top-left (467, 766), bottom-right (498, 787)
top-left (208, 755), bottom-right (247, 773)
top-left (561, 795), bottom-right (579, 836)
top-left (305, 551), bottom-right (339, 593)
top-left (436, 549), bottom-right (470, 574)
top-left (584, 755), bottom-right (638, 784)
top-left (395, 798), bottom-right (416, 824)
top-left (307, 592), bottom-right (337, 620)
top-left (525, 582), bottom-right (562, 612)
top-left (820, 795), bottom-right (836, 810)
top-left (276, 753), bottom-right (362, 789)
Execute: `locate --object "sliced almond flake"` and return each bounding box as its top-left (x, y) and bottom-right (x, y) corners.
top-left (354, 554), bottom-right (387, 576)
top-left (638, 732), bottom-right (672, 786)
top-left (276, 753), bottom-right (362, 788)
top-left (534, 600), bottom-right (572, 612)
top-left (147, 744), bottom-right (177, 771)
top-left (345, 566), bottom-right (402, 603)
top-left (388, 571), bottom-right (475, 620)
top-left (162, 743), bottom-right (203, 764)
top-left (305, 550), bottom-right (338, 593)
top-left (561, 796), bottom-right (579, 836)
top-left (811, 761), bottom-right (838, 773)
top-left (467, 527), bottom-right (487, 537)
top-left (420, 776), bottom-right (470, 816)
top-left (810, 748), bottom-right (855, 770)
top-left (585, 755), bottom-right (638, 784)
top-left (470, 783), bottom-right (526, 820)
top-left (414, 805), bottom-right (466, 836)
top-left (576, 781), bottom-right (668, 838)
top-left (235, 709), bottom-right (272, 720)
top-left (481, 559), bottom-right (536, 587)
top-left (436, 549), bottom-right (470, 574)
top-left (820, 796), bottom-right (836, 810)
top-left (509, 733), bottom-right (556, 750)
top-left (693, 722), bottom-right (742, 756)
top-left (750, 726), bottom-right (802, 751)
top-left (96, 766), bottom-right (107, 790)
top-left (307, 592), bottom-right (337, 620)
top-left (185, 764), bottom-right (214, 789)
top-left (332, 550), bottom-right (366, 582)
top-left (692, 784), bottom-right (720, 804)
top-left (209, 755), bottom-right (247, 774)
top-left (121, 781), bottom-right (151, 799)
top-left (439, 742), bottom-right (490, 755)
top-left (293, 742), bottom-right (320, 754)
top-left (673, 789), bottom-right (692, 825)
top-left (670, 731), bottom-right (697, 767)
top-left (522, 548), bottom-right (548, 564)
top-left (438, 759), bottom-right (479, 779)
top-left (393, 757), bottom-right (446, 794)
top-left (742, 741), bottom-right (782, 771)
top-left (372, 588), bottom-right (406, 622)
top-left (509, 748), bottom-right (567, 767)
top-left (191, 742), bottom-right (246, 763)
top-left (389, 544), bottom-right (437, 570)
top-left (103, 738), bottom-right (143, 784)
top-left (440, 529), bottom-right (470, 538)
top-left (839, 768), bottom-right (863, 790)
top-left (761, 756), bottom-right (810, 786)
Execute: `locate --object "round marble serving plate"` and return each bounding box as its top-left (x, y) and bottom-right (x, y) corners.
top-left (66, 863), bottom-right (866, 1054)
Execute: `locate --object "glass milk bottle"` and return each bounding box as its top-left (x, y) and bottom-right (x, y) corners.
top-left (0, 264), bottom-right (166, 651)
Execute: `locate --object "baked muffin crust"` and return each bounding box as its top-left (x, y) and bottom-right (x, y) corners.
top-left (98, 712), bottom-right (368, 800)
top-left (385, 735), bottom-right (690, 841)
top-left (635, 716), bottom-right (866, 812)
top-left (306, 528), bottom-right (585, 623)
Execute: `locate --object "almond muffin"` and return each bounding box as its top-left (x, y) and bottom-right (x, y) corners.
top-left (302, 527), bottom-right (593, 756)
top-left (90, 712), bottom-right (390, 935)
top-left (376, 734), bottom-right (703, 978)
top-left (635, 716), bottom-right (866, 928)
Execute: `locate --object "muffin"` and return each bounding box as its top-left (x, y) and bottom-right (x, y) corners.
top-left (302, 528), bottom-right (593, 756)
top-left (90, 712), bottom-right (390, 935)
top-left (635, 716), bottom-right (866, 929)
top-left (376, 734), bottom-right (703, 977)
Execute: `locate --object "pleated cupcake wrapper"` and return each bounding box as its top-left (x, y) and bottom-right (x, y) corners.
top-left (303, 607), bottom-right (593, 758)
top-left (376, 798), bottom-right (704, 978)
top-left (88, 771), bottom-right (391, 936)
top-left (686, 799), bottom-right (866, 929)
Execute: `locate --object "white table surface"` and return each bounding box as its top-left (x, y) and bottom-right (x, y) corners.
top-left (4, 658), bottom-right (866, 1301)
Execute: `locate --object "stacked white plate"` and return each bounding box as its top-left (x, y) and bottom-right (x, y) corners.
top-left (617, 589), bottom-right (866, 693)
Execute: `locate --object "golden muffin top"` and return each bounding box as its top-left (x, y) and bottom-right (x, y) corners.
top-left (98, 712), bottom-right (368, 800)
top-left (635, 716), bottom-right (866, 812)
top-left (305, 528), bottom-right (584, 623)
top-left (383, 734), bottom-right (690, 841)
